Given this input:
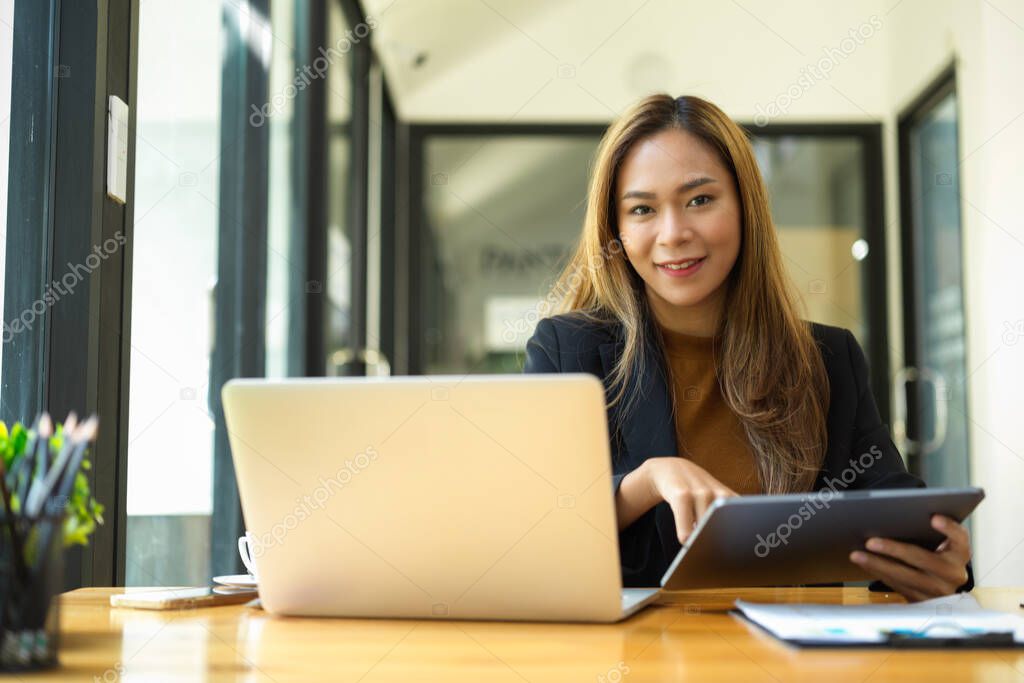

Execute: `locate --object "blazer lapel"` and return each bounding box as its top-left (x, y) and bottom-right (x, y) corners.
top-left (598, 337), bottom-right (678, 467)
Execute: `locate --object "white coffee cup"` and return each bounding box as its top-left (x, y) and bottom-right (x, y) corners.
top-left (237, 531), bottom-right (259, 580)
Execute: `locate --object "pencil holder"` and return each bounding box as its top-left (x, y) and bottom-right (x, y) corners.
top-left (0, 413), bottom-right (102, 670)
top-left (0, 508), bottom-right (65, 672)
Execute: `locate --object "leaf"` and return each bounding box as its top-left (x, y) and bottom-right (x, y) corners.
top-left (5, 418), bottom-right (105, 548)
top-left (11, 423), bottom-right (27, 458)
top-left (63, 514), bottom-right (94, 547)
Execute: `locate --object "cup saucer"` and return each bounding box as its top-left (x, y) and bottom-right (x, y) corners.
top-left (213, 574), bottom-right (258, 589)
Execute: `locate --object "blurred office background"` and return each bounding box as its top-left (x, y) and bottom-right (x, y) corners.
top-left (1, 0), bottom-right (1022, 589)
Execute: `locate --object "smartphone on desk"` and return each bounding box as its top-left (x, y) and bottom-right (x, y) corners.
top-left (110, 586), bottom-right (257, 610)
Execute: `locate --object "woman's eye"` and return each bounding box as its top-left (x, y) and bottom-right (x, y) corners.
top-left (689, 194), bottom-right (712, 207)
top-left (628, 205), bottom-right (653, 216)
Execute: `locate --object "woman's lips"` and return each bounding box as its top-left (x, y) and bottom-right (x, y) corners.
top-left (656, 256), bottom-right (705, 278)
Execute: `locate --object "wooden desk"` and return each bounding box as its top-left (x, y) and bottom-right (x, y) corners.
top-left (30, 587), bottom-right (1024, 681)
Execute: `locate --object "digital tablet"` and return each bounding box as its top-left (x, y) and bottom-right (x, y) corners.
top-left (660, 487), bottom-right (985, 590)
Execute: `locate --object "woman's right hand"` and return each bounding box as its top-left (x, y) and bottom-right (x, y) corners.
top-left (616, 457), bottom-right (737, 544)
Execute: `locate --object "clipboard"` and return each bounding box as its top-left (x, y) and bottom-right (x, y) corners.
top-left (732, 610), bottom-right (1024, 649)
top-left (732, 594), bottom-right (1024, 649)
top-left (882, 622), bottom-right (1018, 648)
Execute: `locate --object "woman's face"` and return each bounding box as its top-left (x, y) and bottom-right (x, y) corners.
top-left (616, 128), bottom-right (742, 331)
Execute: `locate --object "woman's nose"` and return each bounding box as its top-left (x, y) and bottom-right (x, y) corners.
top-left (657, 208), bottom-right (695, 245)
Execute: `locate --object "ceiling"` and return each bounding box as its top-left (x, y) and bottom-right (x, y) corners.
top-left (357, 0), bottom-right (902, 123)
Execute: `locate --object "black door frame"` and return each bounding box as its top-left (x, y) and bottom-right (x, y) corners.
top-left (896, 62), bottom-right (966, 477)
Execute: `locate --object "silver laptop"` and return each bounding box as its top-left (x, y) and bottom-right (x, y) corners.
top-left (222, 374), bottom-right (659, 622)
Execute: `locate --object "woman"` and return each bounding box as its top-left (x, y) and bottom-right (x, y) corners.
top-left (523, 94), bottom-right (972, 601)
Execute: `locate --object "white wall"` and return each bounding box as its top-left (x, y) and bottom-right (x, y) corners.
top-left (955, 1), bottom-right (1023, 587)
top-left (879, 0), bottom-right (1024, 588)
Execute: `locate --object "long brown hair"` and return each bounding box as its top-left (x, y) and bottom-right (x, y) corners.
top-left (547, 93), bottom-right (829, 494)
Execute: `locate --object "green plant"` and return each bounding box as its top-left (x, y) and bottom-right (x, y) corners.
top-left (0, 420), bottom-right (104, 546)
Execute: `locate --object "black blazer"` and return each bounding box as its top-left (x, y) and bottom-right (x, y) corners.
top-left (523, 312), bottom-right (973, 592)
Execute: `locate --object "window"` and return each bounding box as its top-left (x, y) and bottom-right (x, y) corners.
top-left (418, 131), bottom-right (603, 375)
top-left (0, 0), bottom-right (376, 586)
top-left (126, 0), bottom-right (368, 584)
top-left (124, 0), bottom-right (224, 586)
top-left (755, 136), bottom-right (869, 342)
top-left (413, 127), bottom-right (887, 402)
top-left (0, 0), bottom-right (12, 380)
top-left (752, 128), bottom-right (889, 418)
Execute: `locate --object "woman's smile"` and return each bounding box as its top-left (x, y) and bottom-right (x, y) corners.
top-left (656, 256), bottom-right (706, 278)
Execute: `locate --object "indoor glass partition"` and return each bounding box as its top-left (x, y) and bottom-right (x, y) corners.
top-left (420, 133), bottom-right (601, 375)
top-left (756, 136), bottom-right (869, 343)
top-left (416, 129), bottom-right (886, 415)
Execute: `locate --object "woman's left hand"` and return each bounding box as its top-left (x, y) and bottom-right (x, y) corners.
top-left (849, 514), bottom-right (971, 602)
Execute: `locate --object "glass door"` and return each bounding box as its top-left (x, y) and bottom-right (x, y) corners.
top-left (896, 68), bottom-right (970, 487)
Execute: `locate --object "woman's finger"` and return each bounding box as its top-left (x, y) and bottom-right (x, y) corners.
top-left (669, 493), bottom-right (696, 544)
top-left (932, 515), bottom-right (970, 555)
top-left (863, 537), bottom-right (964, 584)
top-left (692, 488), bottom-right (717, 522)
top-left (850, 550), bottom-right (950, 598)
